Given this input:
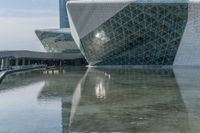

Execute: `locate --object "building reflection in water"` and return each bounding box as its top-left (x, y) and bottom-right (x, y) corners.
top-left (95, 80), bottom-right (106, 99)
top-left (39, 68), bottom-right (200, 133)
top-left (39, 68), bottom-right (200, 132)
top-left (66, 68), bottom-right (190, 133)
top-left (95, 72), bottom-right (111, 99)
top-left (174, 68), bottom-right (200, 132)
top-left (37, 67), bottom-right (87, 133)
top-left (0, 68), bottom-right (87, 133)
top-left (2, 67), bottom-right (200, 132)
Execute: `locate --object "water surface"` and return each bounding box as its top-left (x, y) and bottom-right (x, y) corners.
top-left (0, 67), bottom-right (200, 133)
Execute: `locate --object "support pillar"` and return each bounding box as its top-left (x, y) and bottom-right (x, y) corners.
top-left (7, 58), bottom-right (10, 68)
top-left (1, 58), bottom-right (4, 70)
top-left (28, 59), bottom-right (31, 65)
top-left (15, 58), bottom-right (19, 66)
top-left (59, 60), bottom-right (62, 67)
top-left (22, 58), bottom-right (25, 66)
top-left (4, 58), bottom-right (9, 69)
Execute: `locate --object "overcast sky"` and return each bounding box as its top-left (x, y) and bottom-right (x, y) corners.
top-left (0, 0), bottom-right (59, 52)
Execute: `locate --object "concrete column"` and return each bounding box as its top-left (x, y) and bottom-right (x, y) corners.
top-left (1, 58), bottom-right (4, 70)
top-left (15, 58), bottom-right (19, 66)
top-left (59, 60), bottom-right (62, 67)
top-left (22, 58), bottom-right (25, 66)
top-left (4, 58), bottom-right (9, 68)
top-left (28, 59), bottom-right (31, 65)
top-left (7, 58), bottom-right (10, 68)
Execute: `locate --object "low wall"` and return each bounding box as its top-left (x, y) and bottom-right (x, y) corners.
top-left (0, 65), bottom-right (46, 83)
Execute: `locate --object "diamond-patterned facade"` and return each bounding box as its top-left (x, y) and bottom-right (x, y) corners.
top-left (35, 30), bottom-right (80, 53)
top-left (80, 3), bottom-right (188, 65)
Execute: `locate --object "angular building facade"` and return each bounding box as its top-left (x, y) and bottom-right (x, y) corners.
top-left (35, 28), bottom-right (80, 53)
top-left (35, 0), bottom-right (81, 54)
top-left (67, 0), bottom-right (200, 66)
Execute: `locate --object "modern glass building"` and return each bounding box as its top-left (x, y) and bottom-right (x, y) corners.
top-left (35, 29), bottom-right (79, 53)
top-left (67, 0), bottom-right (200, 66)
top-left (35, 0), bottom-right (81, 55)
top-left (35, 27), bottom-right (81, 54)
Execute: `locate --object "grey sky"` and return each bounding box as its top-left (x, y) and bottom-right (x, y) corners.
top-left (0, 0), bottom-right (59, 52)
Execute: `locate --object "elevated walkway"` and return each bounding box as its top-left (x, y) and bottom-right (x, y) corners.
top-left (0, 50), bottom-right (87, 69)
top-left (0, 65), bottom-right (46, 83)
top-left (0, 50), bottom-right (84, 60)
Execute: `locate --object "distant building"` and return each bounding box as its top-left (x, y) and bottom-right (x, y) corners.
top-left (35, 0), bottom-right (83, 56)
top-left (59, 0), bottom-right (69, 28)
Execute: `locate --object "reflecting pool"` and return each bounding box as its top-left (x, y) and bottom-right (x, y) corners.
top-left (0, 67), bottom-right (200, 133)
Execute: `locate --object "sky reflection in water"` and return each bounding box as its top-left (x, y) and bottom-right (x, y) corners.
top-left (0, 67), bottom-right (200, 132)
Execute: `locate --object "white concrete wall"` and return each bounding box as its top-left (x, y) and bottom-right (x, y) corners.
top-left (67, 8), bottom-right (82, 49)
top-left (174, 2), bottom-right (200, 66)
top-left (67, 1), bottom-right (130, 39)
